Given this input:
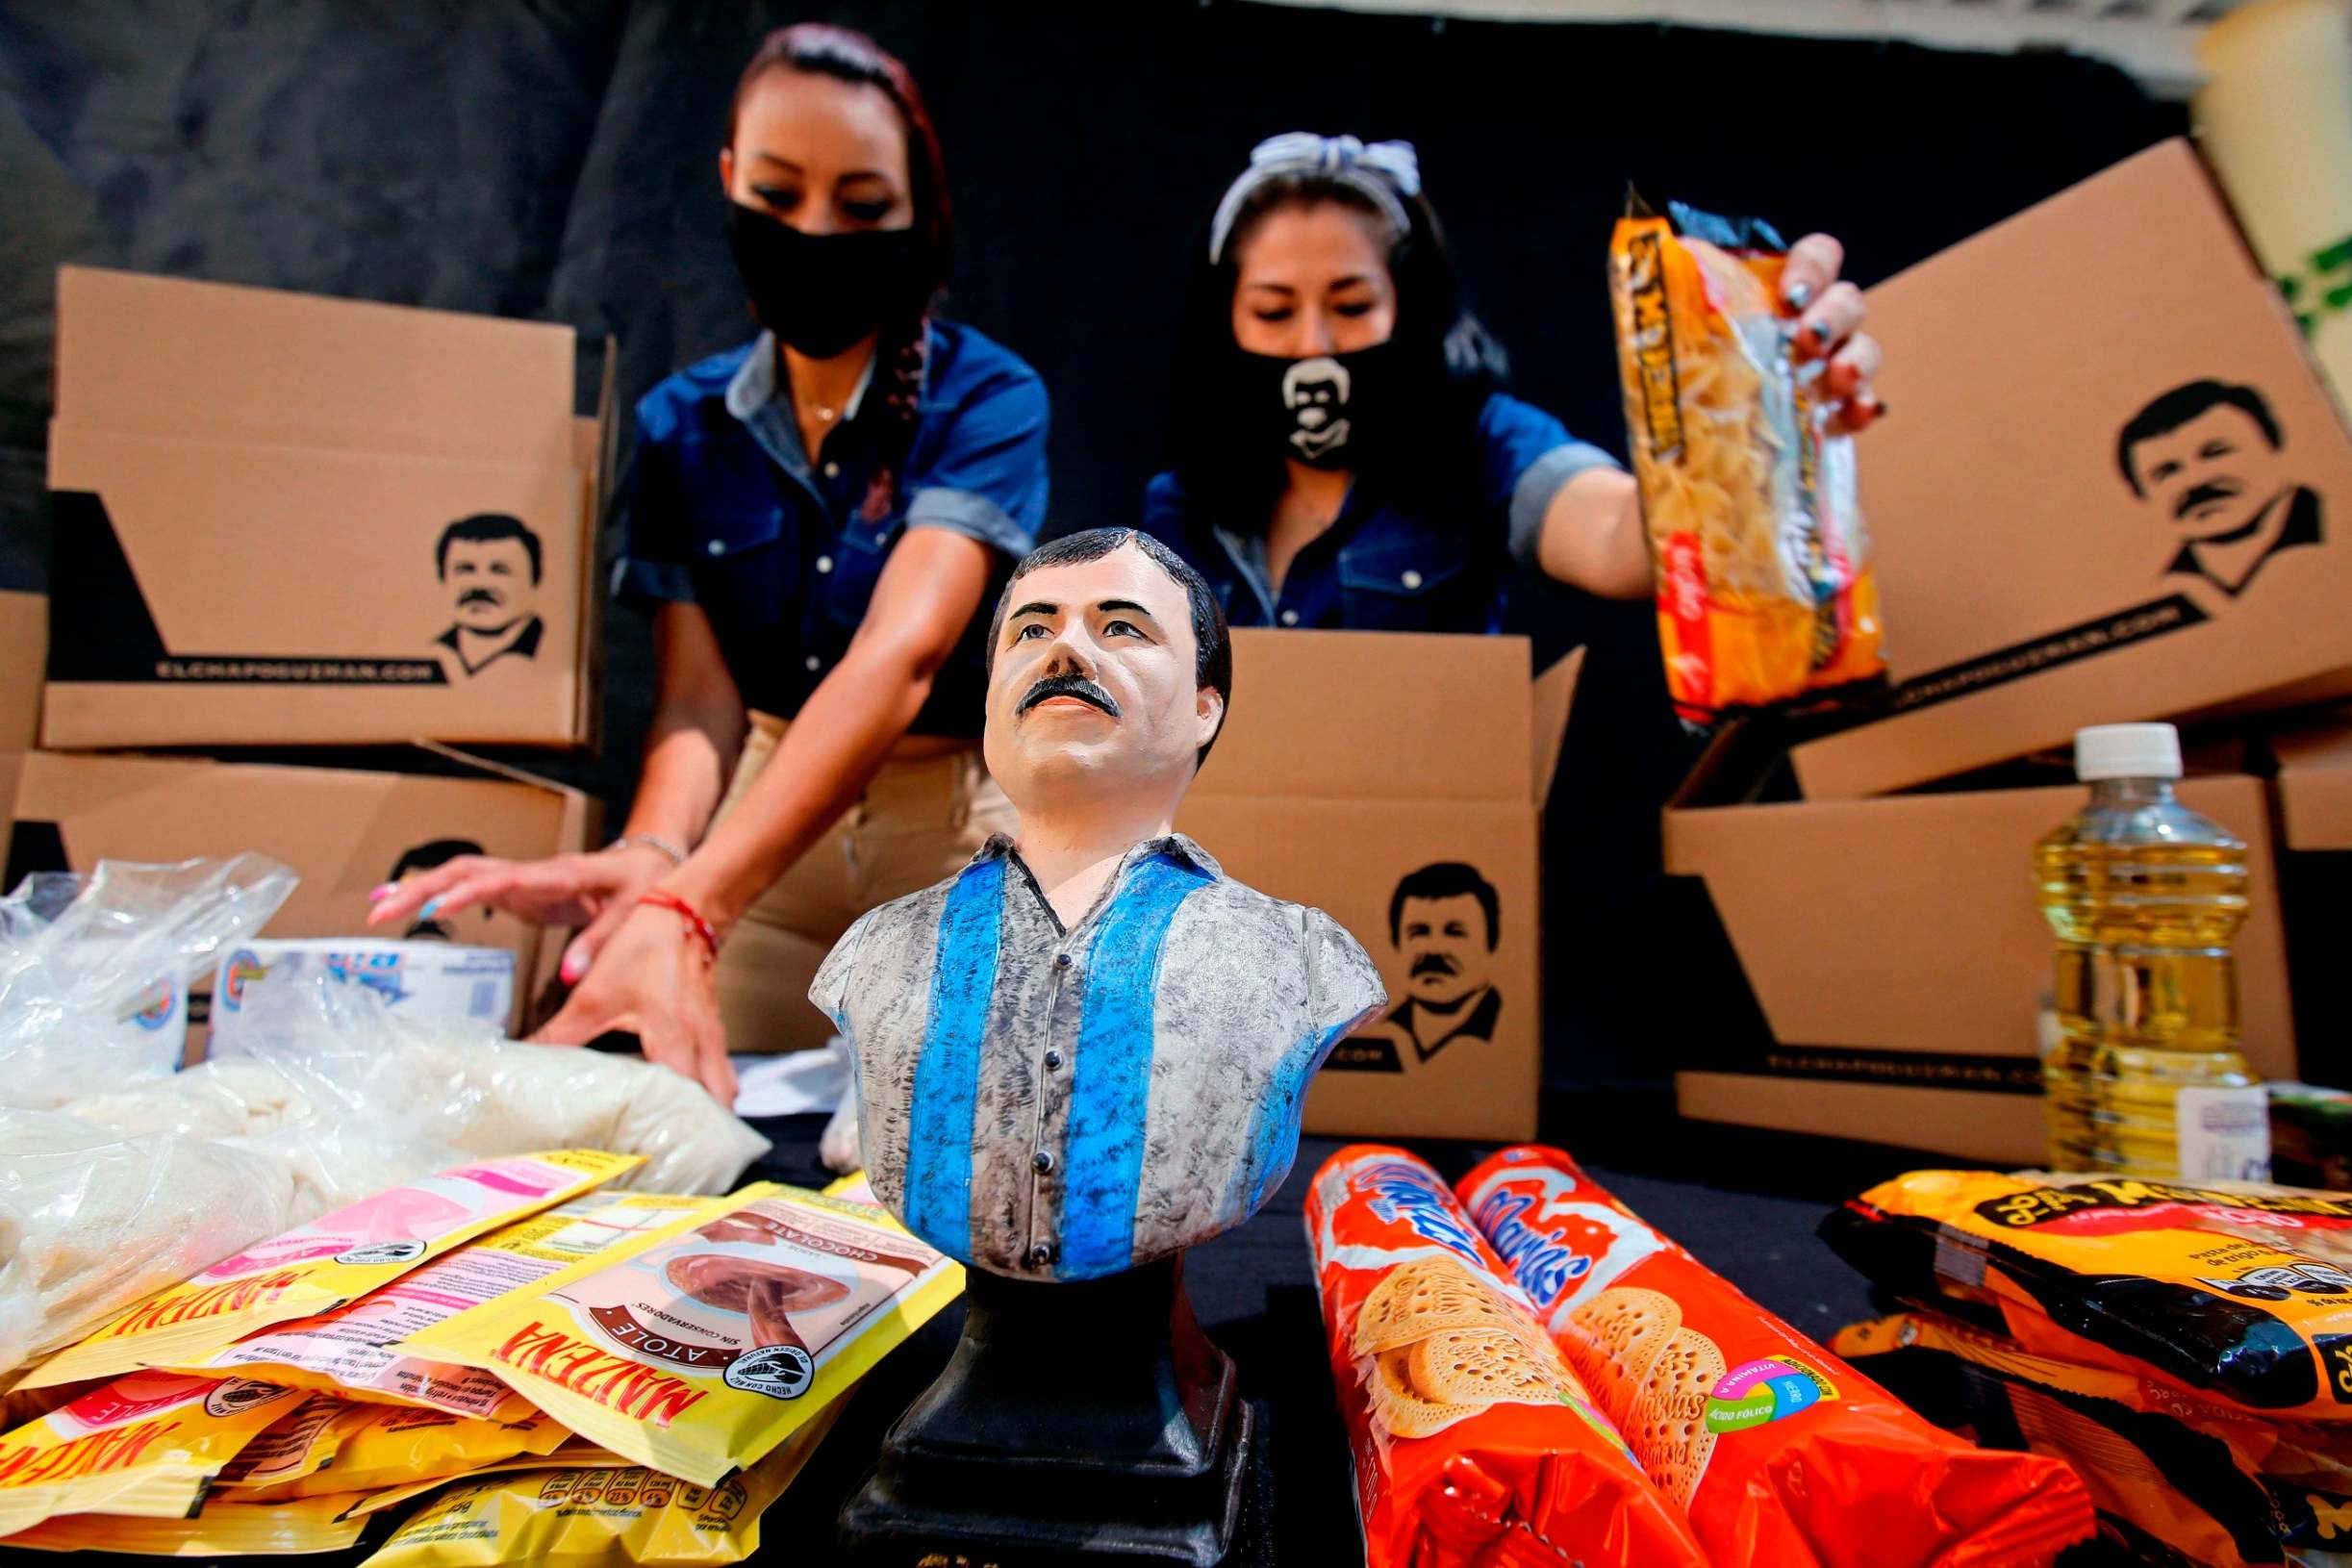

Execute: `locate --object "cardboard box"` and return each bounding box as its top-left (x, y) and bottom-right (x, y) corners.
top-left (4, 748), bottom-right (595, 1037)
top-left (1791, 140), bottom-right (2352, 800)
top-left (1175, 629), bottom-right (1580, 1142)
top-left (42, 266), bottom-right (614, 749)
top-left (209, 940), bottom-right (516, 1050)
top-left (1666, 773), bottom-right (2296, 1164)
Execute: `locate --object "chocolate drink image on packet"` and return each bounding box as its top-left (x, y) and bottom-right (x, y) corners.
top-left (665, 1255), bottom-right (853, 1352)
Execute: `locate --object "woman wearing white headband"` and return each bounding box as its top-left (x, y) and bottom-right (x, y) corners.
top-left (1144, 133), bottom-right (1882, 632)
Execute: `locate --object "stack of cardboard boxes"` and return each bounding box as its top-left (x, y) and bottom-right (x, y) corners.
top-left (10, 266), bottom-right (1584, 1138)
top-left (1669, 139), bottom-right (2352, 1164)
top-left (7, 267), bottom-right (614, 1046)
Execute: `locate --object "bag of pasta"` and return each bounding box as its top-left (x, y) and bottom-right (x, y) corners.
top-left (1609, 198), bottom-right (1884, 724)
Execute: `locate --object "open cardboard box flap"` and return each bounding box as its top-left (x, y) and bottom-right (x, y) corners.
top-left (41, 272), bottom-right (613, 750)
top-left (1664, 771), bottom-right (2296, 1076)
top-left (6, 739), bottom-right (596, 1029)
top-left (1788, 139), bottom-right (2352, 798)
top-left (1191, 628), bottom-right (1579, 805)
top-left (55, 266), bottom-right (576, 469)
top-left (2272, 709), bottom-right (2352, 850)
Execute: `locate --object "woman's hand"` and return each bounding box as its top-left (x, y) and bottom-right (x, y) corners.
top-left (529, 900), bottom-right (739, 1107)
top-left (365, 844), bottom-right (675, 984)
top-left (1780, 233), bottom-right (1884, 434)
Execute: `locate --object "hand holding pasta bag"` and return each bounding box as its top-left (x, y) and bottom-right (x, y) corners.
top-left (1609, 199), bottom-right (1886, 724)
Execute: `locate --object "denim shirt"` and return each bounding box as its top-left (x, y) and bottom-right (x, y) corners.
top-left (1140, 391), bottom-right (1617, 634)
top-left (614, 321), bottom-right (1050, 737)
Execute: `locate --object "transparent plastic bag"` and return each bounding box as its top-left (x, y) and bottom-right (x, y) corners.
top-left (0, 855), bottom-right (296, 1108)
top-left (117, 965), bottom-right (771, 1196)
top-left (0, 1109), bottom-right (299, 1378)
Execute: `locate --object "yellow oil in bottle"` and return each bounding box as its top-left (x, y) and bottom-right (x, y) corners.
top-left (2037, 726), bottom-right (2264, 1178)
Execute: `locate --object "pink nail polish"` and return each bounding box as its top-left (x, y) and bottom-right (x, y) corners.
top-left (367, 883), bottom-right (396, 902)
top-left (561, 952), bottom-right (584, 984)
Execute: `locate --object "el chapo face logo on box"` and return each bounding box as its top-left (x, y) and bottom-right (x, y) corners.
top-left (1880, 375), bottom-right (2332, 719)
top-left (433, 513), bottom-right (545, 677)
top-left (1328, 862), bottom-right (1505, 1073)
top-left (2118, 379), bottom-right (2326, 599)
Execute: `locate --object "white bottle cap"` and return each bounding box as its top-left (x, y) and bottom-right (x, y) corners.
top-left (2074, 722), bottom-right (2183, 782)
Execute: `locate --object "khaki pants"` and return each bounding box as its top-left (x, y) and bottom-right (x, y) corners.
top-left (711, 712), bottom-right (1016, 1054)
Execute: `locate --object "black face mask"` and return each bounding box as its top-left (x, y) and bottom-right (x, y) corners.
top-left (724, 199), bottom-right (932, 360)
top-left (1236, 341), bottom-right (1402, 470)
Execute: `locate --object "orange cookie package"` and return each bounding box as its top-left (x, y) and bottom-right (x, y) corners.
top-left (1304, 1145), bottom-right (1708, 1568)
top-left (1457, 1145), bottom-right (2095, 1568)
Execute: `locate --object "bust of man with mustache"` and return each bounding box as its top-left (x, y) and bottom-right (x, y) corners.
top-left (812, 527), bottom-right (1384, 1283)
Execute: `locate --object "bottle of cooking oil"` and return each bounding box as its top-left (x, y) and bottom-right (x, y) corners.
top-left (2037, 723), bottom-right (2269, 1180)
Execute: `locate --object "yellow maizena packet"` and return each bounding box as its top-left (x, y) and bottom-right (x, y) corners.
top-left (339, 1440), bottom-right (634, 1520)
top-left (402, 1183), bottom-right (962, 1486)
top-left (0, 1488), bottom-right (368, 1555)
top-left (359, 1403), bottom-right (841, 1568)
top-left (223, 1400), bottom-right (572, 1502)
top-left (181, 1192), bottom-right (713, 1419)
top-left (0, 1371), bottom-right (300, 1534)
top-left (26, 1151), bottom-right (643, 1390)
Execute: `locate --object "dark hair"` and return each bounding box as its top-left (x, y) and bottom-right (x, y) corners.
top-left (728, 24), bottom-right (950, 521)
top-left (1389, 862), bottom-right (1499, 949)
top-left (436, 514), bottom-right (542, 583)
top-left (1159, 156), bottom-right (1506, 528)
top-left (987, 528), bottom-right (1233, 766)
top-left (2117, 380), bottom-right (2282, 494)
top-left (389, 839), bottom-right (485, 881)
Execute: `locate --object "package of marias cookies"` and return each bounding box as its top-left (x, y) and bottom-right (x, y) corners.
top-left (1458, 1145), bottom-right (2097, 1567)
top-left (1303, 1145), bottom-right (1708, 1568)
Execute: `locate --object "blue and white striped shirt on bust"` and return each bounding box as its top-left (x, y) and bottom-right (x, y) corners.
top-left (813, 832), bottom-right (1385, 1282)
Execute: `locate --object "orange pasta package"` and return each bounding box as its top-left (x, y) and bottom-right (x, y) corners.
top-left (1458, 1146), bottom-right (2095, 1567)
top-left (1303, 1145), bottom-right (1709, 1568)
top-left (1609, 199), bottom-right (1884, 724)
top-left (1835, 1308), bottom-right (2352, 1568)
top-left (1823, 1169), bottom-right (2352, 1425)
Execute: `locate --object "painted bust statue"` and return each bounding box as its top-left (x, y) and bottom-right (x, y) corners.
top-left (812, 527), bottom-right (1384, 1281)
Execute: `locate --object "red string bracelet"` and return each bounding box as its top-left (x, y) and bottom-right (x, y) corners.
top-left (638, 891), bottom-right (720, 966)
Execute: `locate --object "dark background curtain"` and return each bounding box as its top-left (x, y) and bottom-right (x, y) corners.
top-left (0, 0), bottom-right (2182, 1089)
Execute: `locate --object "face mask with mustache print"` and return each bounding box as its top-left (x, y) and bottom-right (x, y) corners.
top-left (1018, 672), bottom-right (1122, 720)
top-left (459, 589), bottom-right (506, 609)
top-left (1410, 953), bottom-right (1460, 977)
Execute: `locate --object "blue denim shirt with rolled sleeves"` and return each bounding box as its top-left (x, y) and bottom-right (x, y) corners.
top-left (1140, 391), bottom-right (1617, 634)
top-left (613, 321), bottom-right (1049, 738)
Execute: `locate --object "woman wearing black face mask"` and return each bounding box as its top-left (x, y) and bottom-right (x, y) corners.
top-left (369, 25), bottom-right (1047, 1106)
top-left (1143, 134), bottom-right (1882, 633)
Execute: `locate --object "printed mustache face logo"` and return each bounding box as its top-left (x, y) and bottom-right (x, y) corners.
top-left (1018, 672), bottom-right (1121, 720)
top-left (1410, 952), bottom-right (1460, 978)
top-left (2176, 479), bottom-right (2242, 521)
top-left (458, 587), bottom-right (506, 609)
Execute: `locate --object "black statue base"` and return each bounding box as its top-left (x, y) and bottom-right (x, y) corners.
top-left (838, 1252), bottom-right (1269, 1566)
